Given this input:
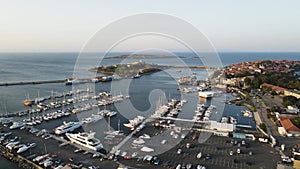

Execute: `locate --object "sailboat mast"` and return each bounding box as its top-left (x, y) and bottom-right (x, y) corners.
top-left (108, 115), bottom-right (111, 132)
top-left (4, 104), bottom-right (8, 117)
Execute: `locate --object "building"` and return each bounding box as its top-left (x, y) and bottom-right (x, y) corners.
top-left (286, 106), bottom-right (300, 114)
top-left (209, 121), bottom-right (235, 132)
top-left (294, 155), bottom-right (300, 169)
top-left (260, 83), bottom-right (300, 99)
top-left (279, 117), bottom-right (300, 137)
top-left (284, 90), bottom-right (300, 99)
top-left (260, 83), bottom-right (287, 94)
top-left (232, 132), bottom-right (255, 140)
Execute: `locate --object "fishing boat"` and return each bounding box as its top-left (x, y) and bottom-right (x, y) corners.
top-left (66, 131), bottom-right (103, 151)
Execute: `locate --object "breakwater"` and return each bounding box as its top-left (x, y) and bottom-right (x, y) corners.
top-left (0, 80), bottom-right (65, 87)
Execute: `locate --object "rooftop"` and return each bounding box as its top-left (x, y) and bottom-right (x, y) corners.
top-left (261, 83), bottom-right (287, 92)
top-left (280, 117), bottom-right (300, 132)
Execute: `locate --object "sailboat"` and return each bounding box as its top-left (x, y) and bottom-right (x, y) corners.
top-left (35, 90), bottom-right (45, 104)
top-left (23, 93), bottom-right (33, 106)
top-left (104, 119), bottom-right (124, 136)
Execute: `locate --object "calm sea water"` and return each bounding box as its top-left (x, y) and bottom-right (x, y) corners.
top-left (0, 52), bottom-right (299, 168)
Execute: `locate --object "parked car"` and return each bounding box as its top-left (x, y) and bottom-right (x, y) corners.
top-left (177, 148), bottom-right (182, 155)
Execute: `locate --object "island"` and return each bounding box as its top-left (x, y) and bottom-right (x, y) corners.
top-left (103, 54), bottom-right (184, 59)
top-left (89, 61), bottom-right (170, 78)
top-left (89, 60), bottom-right (214, 78)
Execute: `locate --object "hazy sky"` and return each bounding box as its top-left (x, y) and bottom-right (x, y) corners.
top-left (1, 0), bottom-right (300, 52)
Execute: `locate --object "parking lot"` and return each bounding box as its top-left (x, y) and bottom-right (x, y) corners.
top-left (120, 130), bottom-right (281, 169)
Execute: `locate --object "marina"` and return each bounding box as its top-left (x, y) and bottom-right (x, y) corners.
top-left (0, 53), bottom-right (297, 169)
top-left (0, 82), bottom-right (263, 169)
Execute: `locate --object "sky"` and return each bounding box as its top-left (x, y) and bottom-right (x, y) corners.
top-left (0, 0), bottom-right (300, 52)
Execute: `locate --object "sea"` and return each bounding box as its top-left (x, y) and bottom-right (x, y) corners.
top-left (0, 52), bottom-right (299, 168)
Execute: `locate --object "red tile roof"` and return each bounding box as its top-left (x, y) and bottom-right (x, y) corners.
top-left (280, 117), bottom-right (300, 132)
top-left (261, 83), bottom-right (287, 92)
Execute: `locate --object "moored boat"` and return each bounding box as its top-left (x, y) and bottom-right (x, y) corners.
top-left (123, 116), bottom-right (145, 130)
top-left (198, 91), bottom-right (214, 98)
top-left (23, 100), bottom-right (33, 106)
top-left (66, 131), bottom-right (103, 151)
top-left (82, 114), bottom-right (103, 124)
top-left (54, 121), bottom-right (82, 135)
top-left (9, 121), bottom-right (25, 130)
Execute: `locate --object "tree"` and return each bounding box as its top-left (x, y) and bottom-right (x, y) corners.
top-left (270, 106), bottom-right (280, 113)
top-left (259, 123), bottom-right (267, 133)
top-left (244, 77), bottom-right (252, 87)
top-left (271, 90), bottom-right (277, 96)
top-left (282, 96), bottom-right (298, 107)
top-left (291, 117), bottom-right (300, 129)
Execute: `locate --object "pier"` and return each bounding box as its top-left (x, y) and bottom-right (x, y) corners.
top-left (0, 80), bottom-right (65, 87)
top-left (0, 144), bottom-right (42, 169)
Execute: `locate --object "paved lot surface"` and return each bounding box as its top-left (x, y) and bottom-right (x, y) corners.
top-left (120, 129), bottom-right (281, 169)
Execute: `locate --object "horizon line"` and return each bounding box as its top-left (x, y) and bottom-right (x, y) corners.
top-left (1, 50), bottom-right (300, 53)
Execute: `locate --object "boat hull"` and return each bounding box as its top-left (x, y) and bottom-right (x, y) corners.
top-left (66, 133), bottom-right (103, 151)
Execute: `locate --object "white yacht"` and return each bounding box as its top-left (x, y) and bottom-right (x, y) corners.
top-left (54, 121), bottom-right (82, 135)
top-left (66, 132), bottom-right (103, 151)
top-left (104, 130), bottom-right (124, 136)
top-left (198, 91), bottom-right (214, 98)
top-left (106, 111), bottom-right (117, 117)
top-left (82, 114), bottom-right (103, 124)
top-left (17, 144), bottom-right (29, 154)
top-left (123, 116), bottom-right (145, 130)
top-left (9, 121), bottom-right (25, 130)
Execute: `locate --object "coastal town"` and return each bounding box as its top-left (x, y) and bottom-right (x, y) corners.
top-left (222, 60), bottom-right (300, 169)
top-left (2, 1), bottom-right (300, 169)
top-left (0, 58), bottom-right (299, 169)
